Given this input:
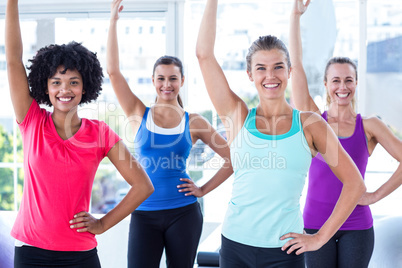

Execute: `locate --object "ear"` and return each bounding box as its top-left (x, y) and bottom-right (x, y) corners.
top-left (288, 66), bottom-right (292, 79)
top-left (247, 70), bottom-right (254, 82)
top-left (181, 75), bottom-right (185, 87)
top-left (152, 75), bottom-right (155, 86)
top-left (82, 90), bottom-right (86, 94)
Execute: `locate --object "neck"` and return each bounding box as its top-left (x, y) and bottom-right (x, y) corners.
top-left (327, 102), bottom-right (356, 120)
top-left (257, 98), bottom-right (292, 118)
top-left (52, 109), bottom-right (81, 134)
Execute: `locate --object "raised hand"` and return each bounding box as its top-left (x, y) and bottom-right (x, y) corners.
top-left (111, 0), bottom-right (124, 21)
top-left (292, 0), bottom-right (311, 16)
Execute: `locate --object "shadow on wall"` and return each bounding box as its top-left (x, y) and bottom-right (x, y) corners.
top-left (0, 212), bottom-right (14, 268)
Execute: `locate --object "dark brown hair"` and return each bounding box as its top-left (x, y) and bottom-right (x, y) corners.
top-left (153, 55), bottom-right (184, 108)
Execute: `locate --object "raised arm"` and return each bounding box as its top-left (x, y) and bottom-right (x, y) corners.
top-left (358, 117), bottom-right (402, 205)
top-left (107, 0), bottom-right (146, 123)
top-left (196, 0), bottom-right (248, 133)
top-left (289, 0), bottom-right (320, 114)
top-left (5, 0), bottom-right (33, 123)
top-left (70, 140), bottom-right (153, 234)
top-left (280, 112), bottom-right (366, 254)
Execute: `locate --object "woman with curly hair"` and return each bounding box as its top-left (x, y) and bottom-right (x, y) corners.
top-left (6, 0), bottom-right (154, 267)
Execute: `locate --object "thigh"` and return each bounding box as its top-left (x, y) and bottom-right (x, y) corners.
top-left (257, 248), bottom-right (304, 268)
top-left (127, 211), bottom-right (165, 268)
top-left (219, 235), bottom-right (252, 268)
top-left (337, 227), bottom-right (374, 268)
top-left (164, 202), bottom-right (203, 268)
top-left (14, 246), bottom-right (101, 268)
top-left (304, 228), bottom-right (337, 268)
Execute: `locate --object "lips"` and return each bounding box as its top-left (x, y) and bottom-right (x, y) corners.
top-left (336, 93), bottom-right (350, 98)
top-left (57, 97), bottom-right (73, 102)
top-left (263, 83), bottom-right (279, 89)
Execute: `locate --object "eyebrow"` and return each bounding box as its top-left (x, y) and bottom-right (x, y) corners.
top-left (49, 76), bottom-right (81, 80)
top-left (157, 75), bottom-right (178, 78)
top-left (255, 62), bottom-right (285, 67)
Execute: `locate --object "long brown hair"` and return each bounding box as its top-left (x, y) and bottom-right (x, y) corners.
top-left (153, 55), bottom-right (184, 108)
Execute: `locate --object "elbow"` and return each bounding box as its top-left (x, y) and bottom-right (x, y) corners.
top-left (195, 46), bottom-right (212, 62)
top-left (106, 66), bottom-right (118, 77)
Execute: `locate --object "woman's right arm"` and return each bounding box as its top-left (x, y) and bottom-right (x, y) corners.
top-left (107, 0), bottom-right (146, 121)
top-left (6, 0), bottom-right (33, 123)
top-left (289, 0), bottom-right (320, 114)
top-left (196, 0), bottom-right (248, 141)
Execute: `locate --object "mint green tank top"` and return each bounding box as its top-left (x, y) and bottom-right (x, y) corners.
top-left (222, 108), bottom-right (312, 248)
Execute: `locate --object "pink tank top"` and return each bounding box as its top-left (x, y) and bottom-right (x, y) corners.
top-left (303, 112), bottom-right (373, 230)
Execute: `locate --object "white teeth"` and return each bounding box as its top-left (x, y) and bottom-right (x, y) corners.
top-left (264, 84), bottom-right (279, 88)
top-left (59, 97), bottom-right (72, 102)
top-left (336, 93), bottom-right (349, 98)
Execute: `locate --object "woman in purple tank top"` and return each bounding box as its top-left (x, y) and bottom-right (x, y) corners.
top-left (290, 0), bottom-right (402, 267)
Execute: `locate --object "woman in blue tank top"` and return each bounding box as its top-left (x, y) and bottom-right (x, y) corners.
top-left (107, 1), bottom-right (233, 267)
top-left (196, 0), bottom-right (367, 267)
top-left (290, 1), bottom-right (402, 267)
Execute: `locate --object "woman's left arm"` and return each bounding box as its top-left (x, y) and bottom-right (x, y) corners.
top-left (280, 112), bottom-right (366, 254)
top-left (358, 117), bottom-right (402, 205)
top-left (177, 114), bottom-right (233, 197)
top-left (70, 140), bottom-right (153, 234)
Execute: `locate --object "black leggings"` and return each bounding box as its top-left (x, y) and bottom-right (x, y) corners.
top-left (128, 202), bottom-right (203, 268)
top-left (220, 235), bottom-right (305, 268)
top-left (304, 227), bottom-right (374, 268)
top-left (14, 246), bottom-right (101, 268)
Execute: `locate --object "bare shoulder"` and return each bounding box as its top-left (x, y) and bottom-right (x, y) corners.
top-left (189, 112), bottom-right (212, 129)
top-left (362, 115), bottom-right (385, 129)
top-left (362, 115), bottom-right (391, 141)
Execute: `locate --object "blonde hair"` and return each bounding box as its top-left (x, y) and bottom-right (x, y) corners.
top-left (324, 57), bottom-right (357, 110)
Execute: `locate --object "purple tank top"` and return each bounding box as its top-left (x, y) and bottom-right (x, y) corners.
top-left (303, 112), bottom-right (373, 230)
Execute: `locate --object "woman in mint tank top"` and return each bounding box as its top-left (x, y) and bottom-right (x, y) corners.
top-left (107, 1), bottom-right (233, 267)
top-left (196, 0), bottom-right (366, 267)
top-left (290, 1), bottom-right (402, 267)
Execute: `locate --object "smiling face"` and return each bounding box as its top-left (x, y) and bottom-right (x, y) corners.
top-left (325, 63), bottom-right (357, 107)
top-left (46, 66), bottom-right (84, 114)
top-left (152, 64), bottom-right (184, 104)
top-left (247, 49), bottom-right (291, 100)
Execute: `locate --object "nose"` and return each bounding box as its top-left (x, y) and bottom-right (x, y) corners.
top-left (340, 81), bottom-right (347, 90)
top-left (163, 80), bottom-right (170, 88)
top-left (266, 69), bottom-right (275, 79)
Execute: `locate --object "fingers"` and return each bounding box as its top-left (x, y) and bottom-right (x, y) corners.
top-left (69, 211), bottom-right (93, 232)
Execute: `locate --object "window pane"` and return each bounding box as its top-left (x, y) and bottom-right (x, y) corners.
top-left (366, 1), bottom-right (402, 218)
top-left (55, 16), bottom-right (166, 213)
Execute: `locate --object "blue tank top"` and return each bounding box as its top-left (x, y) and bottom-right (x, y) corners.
top-left (222, 108), bottom-right (312, 248)
top-left (134, 107), bottom-right (196, 211)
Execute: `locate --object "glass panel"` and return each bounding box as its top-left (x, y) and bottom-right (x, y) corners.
top-left (0, 169), bottom-right (14, 211)
top-left (366, 0), bottom-right (402, 218)
top-left (54, 16), bottom-right (166, 213)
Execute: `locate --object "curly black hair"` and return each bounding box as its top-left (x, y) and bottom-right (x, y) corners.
top-left (27, 41), bottom-right (103, 106)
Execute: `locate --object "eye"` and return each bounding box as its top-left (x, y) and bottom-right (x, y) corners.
top-left (52, 81), bottom-right (60, 85)
top-left (256, 67), bottom-right (265, 71)
top-left (71, 81), bottom-right (79, 85)
top-left (274, 65), bottom-right (284, 70)
top-left (332, 79), bottom-right (339, 83)
top-left (158, 77), bottom-right (164, 81)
